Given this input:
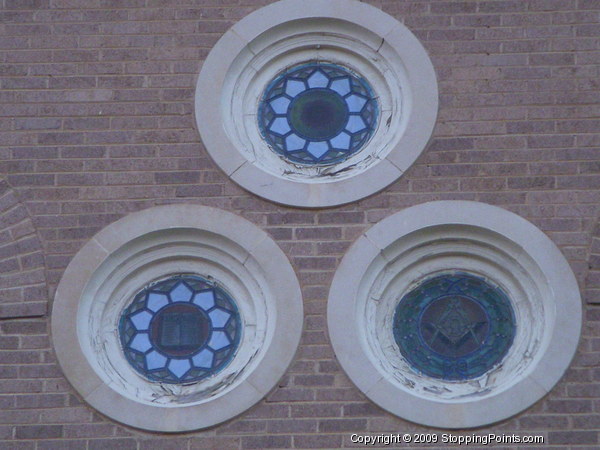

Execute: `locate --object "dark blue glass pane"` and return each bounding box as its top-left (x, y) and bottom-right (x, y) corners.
top-left (393, 273), bottom-right (515, 381)
top-left (119, 275), bottom-right (241, 384)
top-left (258, 62), bottom-right (379, 165)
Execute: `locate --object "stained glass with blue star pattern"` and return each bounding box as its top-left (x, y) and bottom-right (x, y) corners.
top-left (258, 62), bottom-right (378, 165)
top-left (119, 275), bottom-right (241, 384)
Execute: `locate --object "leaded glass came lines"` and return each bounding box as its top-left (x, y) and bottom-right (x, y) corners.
top-left (393, 273), bottom-right (516, 381)
top-left (258, 62), bottom-right (378, 165)
top-left (119, 275), bottom-right (241, 384)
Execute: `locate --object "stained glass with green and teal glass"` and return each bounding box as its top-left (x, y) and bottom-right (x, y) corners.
top-left (393, 273), bottom-right (515, 380)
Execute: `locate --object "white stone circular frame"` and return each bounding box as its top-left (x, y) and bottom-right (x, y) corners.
top-left (52, 204), bottom-right (303, 432)
top-left (195, 0), bottom-right (438, 208)
top-left (328, 201), bottom-right (582, 428)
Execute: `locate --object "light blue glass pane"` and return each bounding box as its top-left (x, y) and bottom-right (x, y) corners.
top-left (285, 133), bottom-right (305, 151)
top-left (345, 115), bottom-right (366, 133)
top-left (306, 141), bottom-right (329, 158)
top-left (193, 290), bottom-right (215, 310)
top-left (192, 348), bottom-right (214, 369)
top-left (170, 282), bottom-right (193, 303)
top-left (285, 79), bottom-right (306, 96)
top-left (307, 70), bottom-right (329, 88)
top-left (145, 350), bottom-right (168, 370)
top-left (269, 117), bottom-right (291, 135)
top-left (269, 96), bottom-right (290, 114)
top-left (168, 358), bottom-right (191, 378)
top-left (330, 78), bottom-right (351, 96)
top-left (345, 94), bottom-right (367, 113)
top-left (209, 308), bottom-right (231, 328)
top-left (129, 333), bottom-right (152, 353)
top-left (208, 331), bottom-right (230, 351)
top-left (330, 132), bottom-right (351, 150)
top-left (147, 292), bottom-right (169, 312)
top-left (130, 310), bottom-right (153, 331)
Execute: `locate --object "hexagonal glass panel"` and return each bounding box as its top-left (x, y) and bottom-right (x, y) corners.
top-left (258, 62), bottom-right (379, 165)
top-left (119, 275), bottom-right (241, 384)
top-left (393, 273), bottom-right (516, 380)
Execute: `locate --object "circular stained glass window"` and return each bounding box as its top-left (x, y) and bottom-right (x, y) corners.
top-left (119, 275), bottom-right (241, 384)
top-left (258, 62), bottom-right (378, 165)
top-left (393, 273), bottom-right (515, 381)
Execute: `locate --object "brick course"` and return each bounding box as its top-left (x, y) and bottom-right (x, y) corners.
top-left (0, 0), bottom-right (599, 447)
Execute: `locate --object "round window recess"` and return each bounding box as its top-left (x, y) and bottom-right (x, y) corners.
top-left (51, 205), bottom-right (303, 432)
top-left (328, 201), bottom-right (582, 429)
top-left (195, 0), bottom-right (438, 208)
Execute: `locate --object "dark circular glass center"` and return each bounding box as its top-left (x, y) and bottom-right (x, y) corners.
top-left (288, 89), bottom-right (348, 140)
top-left (150, 303), bottom-right (209, 357)
top-left (393, 273), bottom-right (516, 380)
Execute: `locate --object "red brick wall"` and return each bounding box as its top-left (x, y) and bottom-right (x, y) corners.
top-left (1, 0), bottom-right (599, 447)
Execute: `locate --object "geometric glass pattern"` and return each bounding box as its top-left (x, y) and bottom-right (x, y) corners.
top-left (119, 275), bottom-right (241, 384)
top-left (258, 62), bottom-right (378, 165)
top-left (393, 273), bottom-right (516, 381)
